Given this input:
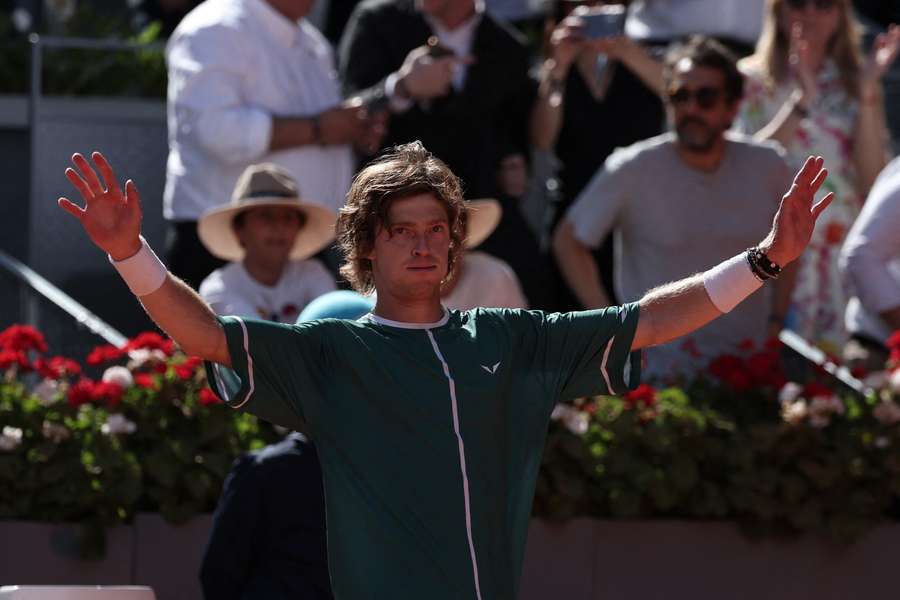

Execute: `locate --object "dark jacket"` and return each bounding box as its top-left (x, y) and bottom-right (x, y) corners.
top-left (199, 433), bottom-right (332, 600)
top-left (338, 0), bottom-right (534, 198)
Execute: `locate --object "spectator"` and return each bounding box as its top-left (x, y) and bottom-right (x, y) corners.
top-left (199, 432), bottom-right (332, 600)
top-left (338, 0), bottom-right (533, 198)
top-left (839, 156), bottom-right (900, 370)
top-left (531, 0), bottom-right (665, 307)
top-left (733, 0), bottom-right (898, 353)
top-left (478, 147), bottom-right (560, 309)
top-left (442, 198), bottom-right (528, 310)
top-left (552, 36), bottom-right (794, 381)
top-left (163, 0), bottom-right (384, 289)
top-left (198, 163), bottom-right (337, 322)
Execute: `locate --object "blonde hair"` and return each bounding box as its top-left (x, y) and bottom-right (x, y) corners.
top-left (749, 0), bottom-right (863, 97)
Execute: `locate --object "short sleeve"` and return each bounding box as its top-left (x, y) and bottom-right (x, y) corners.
top-left (527, 302), bottom-right (642, 400)
top-left (204, 316), bottom-right (328, 433)
top-left (565, 148), bottom-right (633, 248)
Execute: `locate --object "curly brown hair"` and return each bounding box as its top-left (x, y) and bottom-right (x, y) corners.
top-left (336, 142), bottom-right (468, 294)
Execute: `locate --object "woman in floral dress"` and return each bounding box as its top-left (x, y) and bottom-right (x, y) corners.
top-left (733, 0), bottom-right (898, 353)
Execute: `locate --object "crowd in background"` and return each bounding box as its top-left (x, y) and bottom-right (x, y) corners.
top-left (144, 0), bottom-right (900, 389)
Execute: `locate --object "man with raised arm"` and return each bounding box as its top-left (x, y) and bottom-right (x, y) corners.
top-left (58, 143), bottom-right (831, 600)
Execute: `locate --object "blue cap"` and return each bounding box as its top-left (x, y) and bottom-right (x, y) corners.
top-left (297, 290), bottom-right (375, 323)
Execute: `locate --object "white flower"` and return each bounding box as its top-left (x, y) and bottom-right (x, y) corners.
top-left (873, 400), bottom-right (900, 425)
top-left (42, 420), bottom-right (70, 443)
top-left (32, 378), bottom-right (60, 407)
top-left (101, 414), bottom-right (137, 436)
top-left (102, 365), bottom-right (134, 388)
top-left (0, 426), bottom-right (23, 451)
top-left (875, 436), bottom-right (891, 449)
top-left (11, 8), bottom-right (33, 32)
top-left (781, 399), bottom-right (807, 425)
top-left (551, 404), bottom-right (589, 435)
top-left (779, 382), bottom-right (803, 405)
top-left (127, 349), bottom-right (166, 370)
top-left (863, 371), bottom-right (889, 390)
top-left (890, 370), bottom-right (900, 394)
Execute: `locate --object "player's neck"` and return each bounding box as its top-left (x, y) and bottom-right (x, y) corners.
top-left (373, 290), bottom-right (445, 324)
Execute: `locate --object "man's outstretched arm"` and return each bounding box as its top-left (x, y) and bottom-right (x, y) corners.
top-left (58, 152), bottom-right (231, 366)
top-left (630, 156), bottom-right (833, 351)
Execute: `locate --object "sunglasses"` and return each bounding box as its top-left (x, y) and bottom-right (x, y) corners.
top-left (666, 86), bottom-right (724, 110)
top-left (784, 0), bottom-right (837, 11)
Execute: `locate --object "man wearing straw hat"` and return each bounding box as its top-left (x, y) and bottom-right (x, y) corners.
top-left (59, 141), bottom-right (831, 599)
top-left (197, 163), bottom-right (337, 323)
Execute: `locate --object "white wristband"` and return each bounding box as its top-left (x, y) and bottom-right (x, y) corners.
top-left (702, 252), bottom-right (764, 314)
top-left (108, 236), bottom-right (168, 297)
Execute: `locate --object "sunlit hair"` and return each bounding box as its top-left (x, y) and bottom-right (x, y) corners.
top-left (663, 35), bottom-right (745, 103)
top-left (336, 141), bottom-right (467, 294)
top-left (749, 0), bottom-right (862, 97)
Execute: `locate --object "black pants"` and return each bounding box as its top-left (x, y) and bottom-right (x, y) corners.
top-left (165, 221), bottom-right (226, 291)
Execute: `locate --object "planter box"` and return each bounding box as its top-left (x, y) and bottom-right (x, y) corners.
top-left (520, 519), bottom-right (900, 600)
top-left (3, 517), bottom-right (899, 599)
top-left (0, 521), bottom-right (133, 588)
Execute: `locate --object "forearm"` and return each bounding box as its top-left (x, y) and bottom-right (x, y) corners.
top-left (853, 94), bottom-right (890, 196)
top-left (632, 274), bottom-right (721, 350)
top-left (530, 59), bottom-right (568, 151)
top-left (552, 221), bottom-right (612, 308)
top-left (137, 276), bottom-right (231, 366)
top-left (269, 117), bottom-right (320, 151)
top-left (617, 43), bottom-right (664, 96)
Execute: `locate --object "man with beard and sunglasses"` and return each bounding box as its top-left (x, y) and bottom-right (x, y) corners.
top-left (554, 35), bottom-right (796, 381)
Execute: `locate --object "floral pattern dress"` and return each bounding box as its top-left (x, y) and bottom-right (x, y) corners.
top-left (734, 60), bottom-right (862, 353)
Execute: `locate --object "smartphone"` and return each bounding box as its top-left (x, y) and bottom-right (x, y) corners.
top-left (427, 35), bottom-right (455, 59)
top-left (578, 5), bottom-right (626, 39)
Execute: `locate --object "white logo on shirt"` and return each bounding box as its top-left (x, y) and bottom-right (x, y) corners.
top-left (481, 361), bottom-right (501, 375)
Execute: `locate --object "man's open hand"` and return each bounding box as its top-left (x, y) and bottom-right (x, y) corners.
top-left (760, 155), bottom-right (833, 266)
top-left (58, 152), bottom-right (143, 261)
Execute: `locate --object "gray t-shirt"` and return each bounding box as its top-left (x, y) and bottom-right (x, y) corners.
top-left (566, 132), bottom-right (791, 380)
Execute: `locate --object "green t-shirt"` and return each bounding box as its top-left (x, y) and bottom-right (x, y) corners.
top-left (206, 305), bottom-right (642, 600)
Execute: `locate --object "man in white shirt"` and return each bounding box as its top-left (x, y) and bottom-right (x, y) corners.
top-left (198, 163), bottom-right (338, 322)
top-left (164, 0), bottom-right (384, 289)
top-left (840, 157), bottom-right (900, 369)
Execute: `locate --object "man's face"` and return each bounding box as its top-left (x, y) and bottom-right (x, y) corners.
top-left (234, 206), bottom-right (303, 266)
top-left (665, 61), bottom-right (738, 154)
top-left (367, 193), bottom-right (451, 299)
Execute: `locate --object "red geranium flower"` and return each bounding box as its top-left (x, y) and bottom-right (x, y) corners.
top-left (199, 388), bottom-right (223, 406)
top-left (625, 384), bottom-right (657, 409)
top-left (0, 349), bottom-right (30, 371)
top-left (737, 339), bottom-right (756, 352)
top-left (153, 362), bottom-right (168, 375)
top-left (86, 344), bottom-right (124, 366)
top-left (67, 378), bottom-right (96, 407)
top-left (887, 331), bottom-right (900, 351)
top-left (126, 332), bottom-right (168, 352)
top-left (709, 355), bottom-right (744, 379)
top-left (746, 350), bottom-right (783, 387)
top-left (36, 356), bottom-right (82, 379)
top-left (92, 381), bottom-right (124, 407)
top-left (0, 324), bottom-right (48, 354)
top-left (724, 370), bottom-right (753, 392)
top-left (133, 373), bottom-right (160, 391)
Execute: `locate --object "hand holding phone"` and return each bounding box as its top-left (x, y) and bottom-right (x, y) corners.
top-left (576, 5), bottom-right (626, 40)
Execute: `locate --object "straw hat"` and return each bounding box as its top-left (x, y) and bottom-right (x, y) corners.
top-left (465, 198), bottom-right (502, 249)
top-left (197, 163), bottom-right (337, 261)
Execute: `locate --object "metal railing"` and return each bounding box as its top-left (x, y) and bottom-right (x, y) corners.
top-left (0, 248), bottom-right (127, 349)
